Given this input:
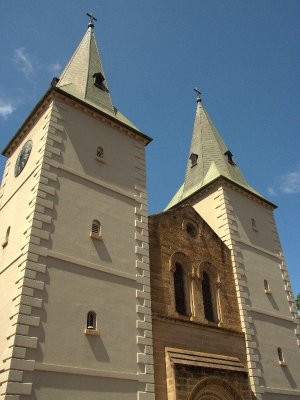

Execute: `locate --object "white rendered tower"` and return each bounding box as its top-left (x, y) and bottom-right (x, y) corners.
top-left (0, 19), bottom-right (154, 400)
top-left (166, 95), bottom-right (300, 399)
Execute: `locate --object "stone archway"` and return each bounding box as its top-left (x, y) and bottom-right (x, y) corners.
top-left (188, 377), bottom-right (242, 400)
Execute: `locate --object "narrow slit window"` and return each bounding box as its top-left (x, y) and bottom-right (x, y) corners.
top-left (2, 226), bottom-right (10, 248)
top-left (174, 263), bottom-right (187, 316)
top-left (277, 347), bottom-right (285, 365)
top-left (202, 272), bottom-right (215, 322)
top-left (87, 311), bottom-right (97, 330)
top-left (264, 279), bottom-right (270, 293)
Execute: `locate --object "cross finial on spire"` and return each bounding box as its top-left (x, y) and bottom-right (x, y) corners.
top-left (87, 12), bottom-right (97, 28)
top-left (194, 87), bottom-right (202, 103)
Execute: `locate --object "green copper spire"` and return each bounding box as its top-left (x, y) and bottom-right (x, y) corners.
top-left (166, 94), bottom-right (265, 209)
top-left (56, 17), bottom-right (140, 132)
top-left (57, 19), bottom-right (114, 113)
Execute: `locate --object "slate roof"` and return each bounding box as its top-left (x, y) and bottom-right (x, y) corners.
top-left (166, 99), bottom-right (269, 209)
top-left (57, 25), bottom-right (140, 132)
top-left (2, 24), bottom-right (149, 156)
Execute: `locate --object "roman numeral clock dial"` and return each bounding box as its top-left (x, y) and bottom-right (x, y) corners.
top-left (14, 140), bottom-right (33, 177)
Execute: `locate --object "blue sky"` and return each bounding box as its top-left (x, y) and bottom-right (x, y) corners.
top-left (0, 1), bottom-right (299, 295)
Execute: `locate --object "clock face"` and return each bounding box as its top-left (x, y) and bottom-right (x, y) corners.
top-left (14, 140), bottom-right (33, 177)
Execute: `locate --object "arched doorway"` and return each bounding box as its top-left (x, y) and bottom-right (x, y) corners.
top-left (188, 377), bottom-right (242, 400)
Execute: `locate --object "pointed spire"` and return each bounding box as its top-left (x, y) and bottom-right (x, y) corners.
top-left (166, 92), bottom-right (263, 209)
top-left (57, 16), bottom-right (114, 114)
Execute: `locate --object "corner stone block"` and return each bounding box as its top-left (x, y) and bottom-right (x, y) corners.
top-left (9, 358), bottom-right (35, 372)
top-left (138, 392), bottom-right (155, 400)
top-left (3, 382), bottom-right (32, 396)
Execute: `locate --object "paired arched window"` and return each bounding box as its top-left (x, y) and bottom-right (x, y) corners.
top-left (87, 311), bottom-right (97, 330)
top-left (170, 256), bottom-right (218, 323)
top-left (202, 272), bottom-right (215, 322)
top-left (173, 263), bottom-right (187, 316)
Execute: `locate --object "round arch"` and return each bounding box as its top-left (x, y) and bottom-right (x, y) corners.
top-left (188, 377), bottom-right (242, 400)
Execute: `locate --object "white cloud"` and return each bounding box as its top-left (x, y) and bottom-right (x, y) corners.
top-left (268, 166), bottom-right (300, 196)
top-left (267, 187), bottom-right (277, 196)
top-left (0, 99), bottom-right (15, 118)
top-left (279, 170), bottom-right (300, 194)
top-left (14, 47), bottom-right (33, 77)
top-left (48, 63), bottom-right (62, 73)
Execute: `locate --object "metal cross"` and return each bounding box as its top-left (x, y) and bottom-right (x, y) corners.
top-left (194, 87), bottom-right (202, 102)
top-left (87, 12), bottom-right (98, 27)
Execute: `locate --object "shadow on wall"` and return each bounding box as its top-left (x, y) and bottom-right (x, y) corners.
top-left (85, 334), bottom-right (110, 362)
top-left (282, 365), bottom-right (297, 389)
top-left (31, 371), bottom-right (137, 399)
top-left (91, 238), bottom-right (112, 263)
top-left (266, 293), bottom-right (279, 311)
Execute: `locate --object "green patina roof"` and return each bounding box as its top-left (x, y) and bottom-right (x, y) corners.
top-left (166, 100), bottom-right (266, 210)
top-left (57, 25), bottom-right (140, 132)
top-left (2, 25), bottom-right (150, 156)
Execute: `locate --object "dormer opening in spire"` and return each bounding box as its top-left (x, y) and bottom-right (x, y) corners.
top-left (189, 153), bottom-right (198, 168)
top-left (224, 150), bottom-right (236, 166)
top-left (57, 16), bottom-right (115, 114)
top-left (93, 72), bottom-right (109, 92)
top-left (165, 92), bottom-right (267, 210)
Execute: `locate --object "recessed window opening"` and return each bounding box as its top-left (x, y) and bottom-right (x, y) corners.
top-left (2, 226), bottom-right (10, 248)
top-left (189, 153), bottom-right (198, 167)
top-left (91, 220), bottom-right (101, 236)
top-left (5, 226), bottom-right (10, 242)
top-left (277, 347), bottom-right (284, 363)
top-left (202, 272), bottom-right (215, 322)
top-left (264, 279), bottom-right (270, 293)
top-left (186, 223), bottom-right (197, 238)
top-left (174, 263), bottom-right (187, 316)
top-left (251, 218), bottom-right (258, 231)
top-left (96, 147), bottom-right (104, 158)
top-left (87, 311), bottom-right (97, 330)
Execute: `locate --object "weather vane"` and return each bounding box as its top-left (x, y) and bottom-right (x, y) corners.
top-left (194, 87), bottom-right (202, 102)
top-left (87, 12), bottom-right (97, 28)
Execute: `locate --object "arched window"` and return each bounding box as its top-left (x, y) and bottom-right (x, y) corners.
top-left (202, 272), bottom-right (215, 322)
top-left (91, 220), bottom-right (101, 236)
top-left (173, 263), bottom-right (187, 316)
top-left (87, 311), bottom-right (97, 330)
top-left (277, 347), bottom-right (286, 365)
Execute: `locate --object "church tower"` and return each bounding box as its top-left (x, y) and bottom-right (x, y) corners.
top-left (0, 17), bottom-right (154, 400)
top-left (166, 94), bottom-right (300, 399)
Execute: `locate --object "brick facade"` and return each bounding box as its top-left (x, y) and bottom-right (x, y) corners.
top-left (149, 204), bottom-right (253, 400)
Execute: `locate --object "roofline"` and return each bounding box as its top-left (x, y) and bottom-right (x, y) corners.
top-left (2, 86), bottom-right (152, 156)
top-left (169, 175), bottom-right (277, 210)
top-left (2, 87), bottom-right (53, 156)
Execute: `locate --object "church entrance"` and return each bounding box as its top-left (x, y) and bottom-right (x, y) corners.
top-left (188, 377), bottom-right (242, 400)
